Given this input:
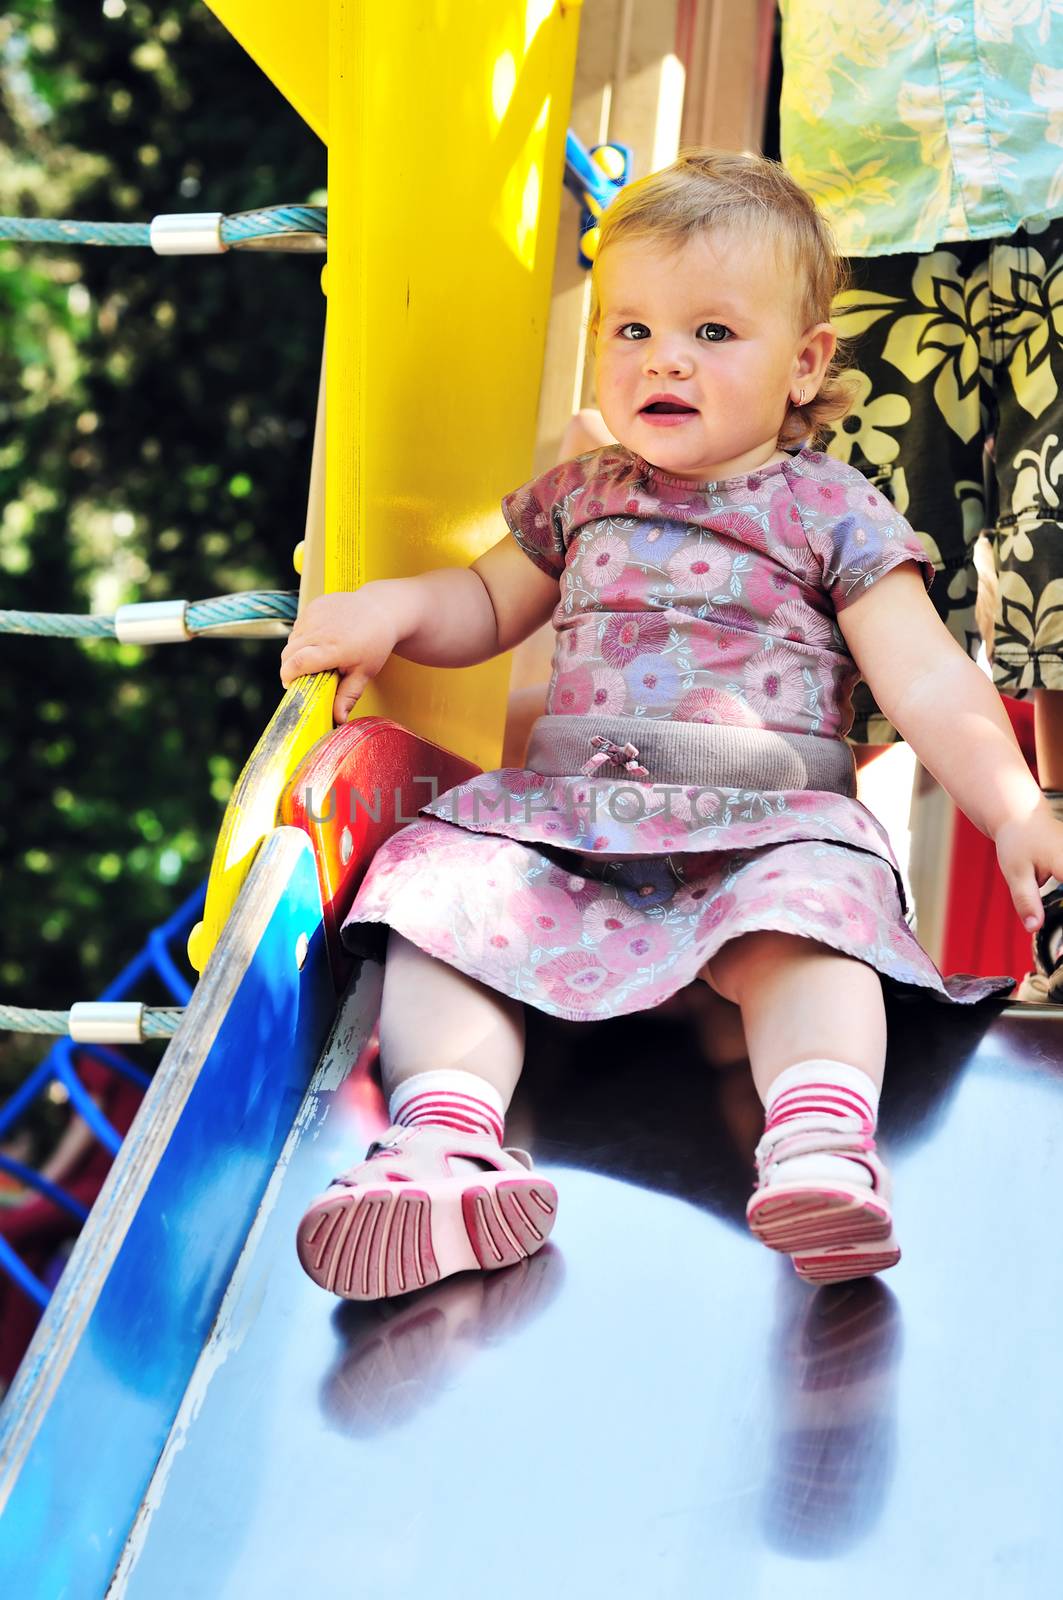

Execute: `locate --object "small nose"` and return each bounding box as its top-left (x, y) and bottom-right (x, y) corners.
top-left (642, 337), bottom-right (693, 379)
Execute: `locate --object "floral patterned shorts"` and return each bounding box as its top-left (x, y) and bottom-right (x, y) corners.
top-left (825, 217), bottom-right (1063, 742)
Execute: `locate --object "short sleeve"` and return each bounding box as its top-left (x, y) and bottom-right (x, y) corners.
top-left (791, 463), bottom-right (935, 612)
top-left (500, 452), bottom-right (607, 580)
top-left (501, 476), bottom-right (566, 578)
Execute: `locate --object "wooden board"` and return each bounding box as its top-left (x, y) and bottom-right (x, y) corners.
top-left (532, 0), bottom-right (684, 473)
top-left (678, 0), bottom-right (775, 154)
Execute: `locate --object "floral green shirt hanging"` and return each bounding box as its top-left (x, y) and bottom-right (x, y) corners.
top-left (779, 0), bottom-right (1063, 257)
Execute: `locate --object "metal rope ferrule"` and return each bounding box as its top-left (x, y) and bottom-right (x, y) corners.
top-left (66, 1002), bottom-right (183, 1042)
top-left (68, 1002), bottom-right (147, 1044)
top-left (149, 212), bottom-right (225, 255)
top-left (113, 600), bottom-right (191, 645)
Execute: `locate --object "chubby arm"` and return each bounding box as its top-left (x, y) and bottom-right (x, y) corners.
top-left (279, 534), bottom-right (559, 723)
top-left (838, 563), bottom-right (1063, 931)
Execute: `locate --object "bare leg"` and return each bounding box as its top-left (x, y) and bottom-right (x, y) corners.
top-left (853, 742), bottom-right (891, 809)
top-left (378, 932), bottom-right (526, 1108)
top-left (1034, 688), bottom-right (1063, 791)
top-left (1014, 690), bottom-right (1063, 995)
top-left (853, 743), bottom-right (890, 772)
top-left (701, 930), bottom-right (886, 1104)
top-left (682, 982), bottom-right (749, 1070)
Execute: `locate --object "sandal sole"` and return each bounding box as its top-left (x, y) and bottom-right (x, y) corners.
top-left (297, 1174), bottom-right (558, 1301)
top-left (746, 1183), bottom-right (893, 1257)
top-left (791, 1235), bottom-right (901, 1286)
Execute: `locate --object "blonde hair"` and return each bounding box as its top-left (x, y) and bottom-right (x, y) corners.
top-left (589, 149), bottom-right (855, 447)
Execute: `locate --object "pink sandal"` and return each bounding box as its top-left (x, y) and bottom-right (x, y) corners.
top-left (745, 1114), bottom-right (900, 1286)
top-left (296, 1124), bottom-right (558, 1300)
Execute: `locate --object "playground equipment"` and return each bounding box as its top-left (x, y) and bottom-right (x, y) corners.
top-left (562, 129), bottom-right (629, 262)
top-left (0, 3), bottom-right (1061, 1595)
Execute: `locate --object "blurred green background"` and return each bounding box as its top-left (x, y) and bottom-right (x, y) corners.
top-left (0, 0), bottom-right (326, 1121)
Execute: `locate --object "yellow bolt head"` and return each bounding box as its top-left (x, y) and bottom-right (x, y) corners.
top-left (579, 226), bottom-right (600, 263)
top-left (186, 920), bottom-right (209, 974)
top-left (592, 145), bottom-right (625, 182)
top-left (293, 540), bottom-right (305, 575)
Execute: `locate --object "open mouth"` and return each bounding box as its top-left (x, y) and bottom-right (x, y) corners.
top-left (641, 400), bottom-right (697, 415)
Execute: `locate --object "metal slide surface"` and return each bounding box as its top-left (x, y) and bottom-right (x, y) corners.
top-left (109, 989), bottom-right (1063, 1597)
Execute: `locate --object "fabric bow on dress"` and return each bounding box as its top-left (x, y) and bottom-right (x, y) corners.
top-left (580, 736), bottom-right (650, 779)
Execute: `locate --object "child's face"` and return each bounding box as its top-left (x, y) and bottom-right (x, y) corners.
top-left (594, 229), bottom-right (832, 481)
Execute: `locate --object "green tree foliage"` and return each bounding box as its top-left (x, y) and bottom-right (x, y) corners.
top-left (0, 1), bottom-right (325, 1106)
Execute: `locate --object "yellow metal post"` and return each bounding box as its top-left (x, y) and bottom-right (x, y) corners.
top-left (189, 0), bottom-right (580, 971)
top-left (326, 0), bottom-right (579, 766)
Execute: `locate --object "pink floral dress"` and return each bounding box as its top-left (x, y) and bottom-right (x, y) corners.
top-left (343, 447), bottom-right (1011, 1020)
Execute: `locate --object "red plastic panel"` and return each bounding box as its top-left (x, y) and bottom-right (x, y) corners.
top-left (941, 696), bottom-right (1037, 985)
top-left (281, 716), bottom-right (480, 985)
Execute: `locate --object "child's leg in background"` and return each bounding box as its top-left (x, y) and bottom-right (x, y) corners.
top-left (988, 220), bottom-right (1063, 993)
top-left (702, 931), bottom-right (897, 1284)
top-left (989, 220), bottom-right (1063, 786)
top-left (1034, 696), bottom-right (1063, 792)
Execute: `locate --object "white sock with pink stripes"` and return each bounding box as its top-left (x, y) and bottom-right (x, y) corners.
top-left (388, 1069), bottom-right (506, 1144)
top-left (765, 1060), bottom-right (880, 1130)
top-left (761, 1060), bottom-right (881, 1189)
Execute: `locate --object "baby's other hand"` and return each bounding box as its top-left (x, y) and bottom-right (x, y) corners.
top-left (994, 806), bottom-right (1063, 932)
top-left (279, 588), bottom-right (399, 723)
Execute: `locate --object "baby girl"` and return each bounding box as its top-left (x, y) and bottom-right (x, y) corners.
top-left (282, 152), bottom-right (1061, 1296)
